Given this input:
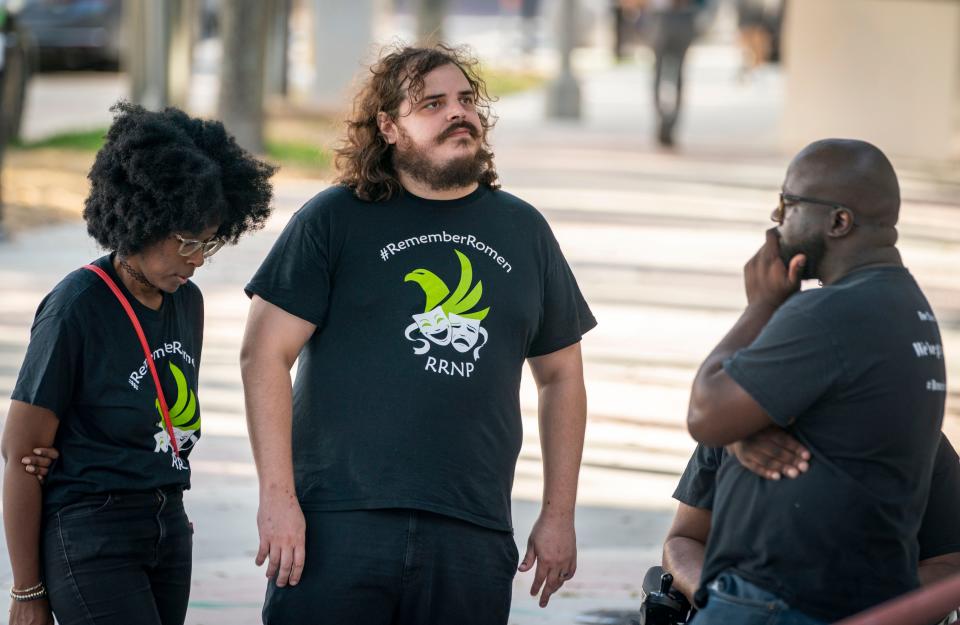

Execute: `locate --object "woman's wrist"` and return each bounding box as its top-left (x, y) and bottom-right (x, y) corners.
top-left (10, 581), bottom-right (47, 602)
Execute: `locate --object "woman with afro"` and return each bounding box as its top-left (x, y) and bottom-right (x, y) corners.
top-left (2, 102), bottom-right (275, 625)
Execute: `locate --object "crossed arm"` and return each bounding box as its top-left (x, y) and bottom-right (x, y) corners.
top-left (687, 229), bottom-right (806, 447)
top-left (686, 302), bottom-right (782, 447)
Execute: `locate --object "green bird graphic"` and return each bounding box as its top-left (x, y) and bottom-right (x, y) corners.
top-left (155, 362), bottom-right (200, 432)
top-left (404, 249), bottom-right (490, 320)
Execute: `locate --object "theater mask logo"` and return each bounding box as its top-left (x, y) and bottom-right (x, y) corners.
top-left (404, 250), bottom-right (490, 377)
top-left (153, 361), bottom-right (201, 469)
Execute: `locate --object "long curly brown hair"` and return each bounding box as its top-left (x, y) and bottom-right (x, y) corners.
top-left (334, 44), bottom-right (500, 202)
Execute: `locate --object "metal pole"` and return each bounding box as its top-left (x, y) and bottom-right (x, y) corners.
top-left (546, 0), bottom-right (580, 119)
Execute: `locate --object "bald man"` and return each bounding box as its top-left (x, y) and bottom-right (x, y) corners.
top-left (685, 139), bottom-right (947, 623)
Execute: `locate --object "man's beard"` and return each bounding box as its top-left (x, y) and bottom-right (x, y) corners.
top-left (779, 232), bottom-right (826, 281)
top-left (393, 124), bottom-right (486, 191)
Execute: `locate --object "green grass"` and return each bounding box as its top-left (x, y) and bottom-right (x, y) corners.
top-left (12, 128), bottom-right (107, 151)
top-left (482, 68), bottom-right (547, 99)
top-left (11, 127), bottom-right (333, 171)
top-left (266, 140), bottom-right (332, 170)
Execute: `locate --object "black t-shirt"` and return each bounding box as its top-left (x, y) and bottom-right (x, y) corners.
top-left (917, 435), bottom-right (960, 560)
top-left (245, 185), bottom-right (596, 531)
top-left (12, 254), bottom-right (203, 513)
top-left (674, 435), bottom-right (960, 560)
top-left (700, 267), bottom-right (946, 621)
top-left (673, 444), bottom-right (726, 511)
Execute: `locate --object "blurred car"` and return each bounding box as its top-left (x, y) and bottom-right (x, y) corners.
top-left (18, 0), bottom-right (122, 71)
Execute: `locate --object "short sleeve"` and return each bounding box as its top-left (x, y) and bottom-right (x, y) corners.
top-left (527, 222), bottom-right (596, 357)
top-left (918, 434), bottom-right (960, 561)
top-left (189, 285), bottom-right (205, 369)
top-left (673, 445), bottom-right (725, 509)
top-left (11, 310), bottom-right (83, 418)
top-left (245, 200), bottom-right (332, 327)
top-left (723, 303), bottom-right (843, 427)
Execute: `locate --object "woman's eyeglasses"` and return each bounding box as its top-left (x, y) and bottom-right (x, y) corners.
top-left (174, 233), bottom-right (225, 258)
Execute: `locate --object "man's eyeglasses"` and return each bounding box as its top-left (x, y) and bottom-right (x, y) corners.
top-left (175, 233), bottom-right (225, 258)
top-left (773, 193), bottom-right (857, 225)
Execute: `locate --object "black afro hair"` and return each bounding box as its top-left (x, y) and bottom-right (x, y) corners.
top-left (83, 101), bottom-right (276, 256)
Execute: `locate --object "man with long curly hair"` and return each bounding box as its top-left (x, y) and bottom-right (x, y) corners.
top-left (241, 45), bottom-right (596, 624)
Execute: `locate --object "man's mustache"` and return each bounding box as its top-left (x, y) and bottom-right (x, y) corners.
top-left (436, 121), bottom-right (479, 143)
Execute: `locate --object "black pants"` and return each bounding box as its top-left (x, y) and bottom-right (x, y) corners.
top-left (652, 9), bottom-right (696, 145)
top-left (262, 509), bottom-right (519, 625)
top-left (43, 488), bottom-right (193, 625)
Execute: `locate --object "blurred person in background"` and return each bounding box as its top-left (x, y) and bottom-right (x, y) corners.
top-left (613, 0), bottom-right (646, 61)
top-left (2, 102), bottom-right (274, 625)
top-left (241, 43), bottom-right (595, 625)
top-left (648, 0), bottom-right (706, 147)
top-left (735, 0), bottom-right (785, 79)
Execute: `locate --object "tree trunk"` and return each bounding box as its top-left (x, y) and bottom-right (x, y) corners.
top-left (417, 0), bottom-right (449, 45)
top-left (0, 6), bottom-right (10, 241)
top-left (125, 0), bottom-right (194, 111)
top-left (218, 0), bottom-right (269, 154)
top-left (264, 0), bottom-right (290, 98)
top-left (167, 0), bottom-right (196, 110)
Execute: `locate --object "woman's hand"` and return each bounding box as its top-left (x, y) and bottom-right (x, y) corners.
top-left (8, 597), bottom-right (54, 625)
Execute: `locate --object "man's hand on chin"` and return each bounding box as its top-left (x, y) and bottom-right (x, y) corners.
top-left (744, 228), bottom-right (805, 312)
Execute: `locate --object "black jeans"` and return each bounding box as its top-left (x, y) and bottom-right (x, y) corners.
top-left (651, 9), bottom-right (696, 144)
top-left (42, 488), bottom-right (193, 625)
top-left (262, 509), bottom-right (519, 625)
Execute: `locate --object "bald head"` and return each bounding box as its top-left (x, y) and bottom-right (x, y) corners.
top-left (785, 139), bottom-right (900, 227)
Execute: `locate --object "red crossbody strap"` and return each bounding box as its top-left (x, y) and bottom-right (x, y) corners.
top-left (83, 264), bottom-right (180, 457)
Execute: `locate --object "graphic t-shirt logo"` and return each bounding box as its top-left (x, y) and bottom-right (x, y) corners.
top-left (404, 249), bottom-right (490, 363)
top-left (153, 362), bottom-right (201, 469)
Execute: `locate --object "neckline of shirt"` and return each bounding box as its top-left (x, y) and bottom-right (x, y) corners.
top-left (832, 264), bottom-right (909, 286)
top-left (398, 184), bottom-right (489, 209)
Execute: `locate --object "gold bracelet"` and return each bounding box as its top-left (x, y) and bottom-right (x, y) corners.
top-left (10, 583), bottom-right (47, 602)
